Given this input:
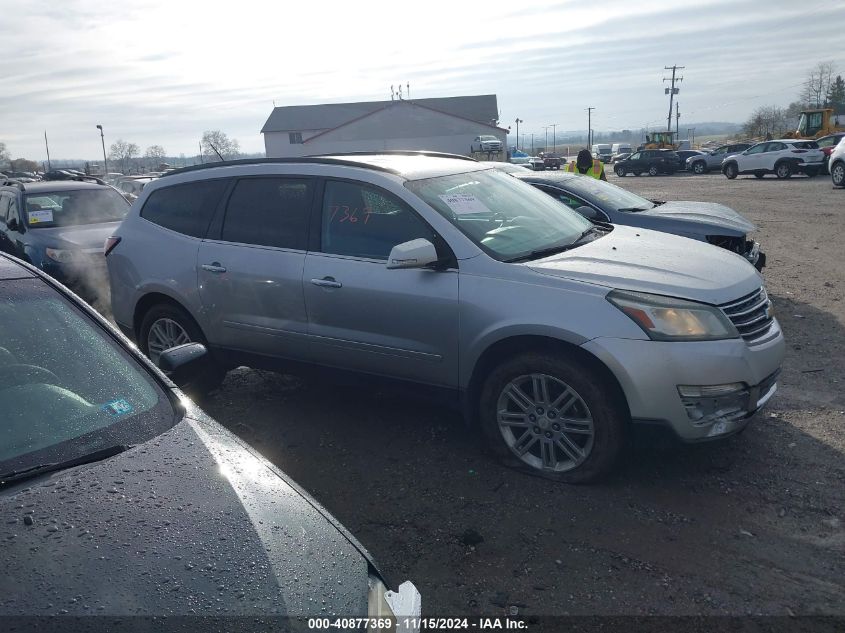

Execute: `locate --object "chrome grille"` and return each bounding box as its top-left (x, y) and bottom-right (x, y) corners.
top-left (720, 287), bottom-right (774, 343)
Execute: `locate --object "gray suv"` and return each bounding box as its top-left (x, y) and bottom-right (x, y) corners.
top-left (687, 143), bottom-right (752, 175)
top-left (107, 153), bottom-right (785, 483)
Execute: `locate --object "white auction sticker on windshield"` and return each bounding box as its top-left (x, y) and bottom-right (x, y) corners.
top-left (438, 193), bottom-right (490, 215)
top-left (27, 209), bottom-right (53, 224)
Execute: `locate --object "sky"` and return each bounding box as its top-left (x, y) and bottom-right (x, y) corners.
top-left (1, 0), bottom-right (844, 161)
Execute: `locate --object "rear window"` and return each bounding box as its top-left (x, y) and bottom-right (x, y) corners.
top-left (140, 179), bottom-right (228, 238)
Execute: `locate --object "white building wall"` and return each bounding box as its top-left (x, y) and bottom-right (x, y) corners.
top-left (263, 103), bottom-right (506, 158)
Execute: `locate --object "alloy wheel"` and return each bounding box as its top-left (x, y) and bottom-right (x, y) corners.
top-left (497, 373), bottom-right (594, 473)
top-left (833, 163), bottom-right (845, 187)
top-left (147, 317), bottom-right (191, 365)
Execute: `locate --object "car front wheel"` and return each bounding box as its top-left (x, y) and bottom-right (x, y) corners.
top-left (832, 161), bottom-right (845, 187)
top-left (615, 165), bottom-right (626, 176)
top-left (692, 161), bottom-right (707, 174)
top-left (804, 168), bottom-right (818, 178)
top-left (724, 163), bottom-right (738, 179)
top-left (139, 303), bottom-right (225, 396)
top-left (479, 352), bottom-right (626, 483)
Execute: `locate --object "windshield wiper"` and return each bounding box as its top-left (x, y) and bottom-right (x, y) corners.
top-left (507, 227), bottom-right (602, 263)
top-left (0, 444), bottom-right (132, 487)
top-left (617, 206), bottom-right (653, 213)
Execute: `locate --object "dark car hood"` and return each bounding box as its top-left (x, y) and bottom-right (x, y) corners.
top-left (0, 414), bottom-right (369, 618)
top-left (638, 201), bottom-right (757, 234)
top-left (29, 222), bottom-right (121, 251)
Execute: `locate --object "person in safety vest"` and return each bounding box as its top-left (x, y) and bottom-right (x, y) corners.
top-left (566, 148), bottom-right (607, 180)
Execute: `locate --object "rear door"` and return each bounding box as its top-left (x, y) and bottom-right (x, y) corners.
top-left (740, 143), bottom-right (769, 171)
top-left (302, 179), bottom-right (460, 386)
top-left (197, 176), bottom-right (313, 359)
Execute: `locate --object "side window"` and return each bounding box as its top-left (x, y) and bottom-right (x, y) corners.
top-left (221, 178), bottom-right (311, 250)
top-left (320, 181), bottom-right (435, 260)
top-left (629, 152), bottom-right (641, 160)
top-left (536, 185), bottom-right (582, 210)
top-left (140, 179), bottom-right (228, 238)
top-left (746, 144), bottom-right (767, 155)
top-left (713, 146), bottom-right (727, 155)
top-left (768, 143), bottom-right (786, 152)
top-left (288, 132), bottom-right (303, 144)
top-left (0, 195), bottom-right (10, 224)
top-left (7, 198), bottom-right (20, 226)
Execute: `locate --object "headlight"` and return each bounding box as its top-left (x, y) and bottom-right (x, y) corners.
top-left (607, 290), bottom-right (739, 341)
top-left (45, 248), bottom-right (78, 264)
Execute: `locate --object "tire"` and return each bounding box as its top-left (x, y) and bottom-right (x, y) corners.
top-left (832, 161), bottom-right (845, 187)
top-left (648, 165), bottom-right (659, 176)
top-left (615, 165), bottom-right (626, 177)
top-left (633, 170), bottom-right (642, 177)
top-left (139, 303), bottom-right (226, 396)
top-left (724, 162), bottom-right (738, 179)
top-left (692, 161), bottom-right (707, 175)
top-left (754, 172), bottom-right (764, 179)
top-left (775, 162), bottom-right (792, 179)
top-left (804, 168), bottom-right (818, 178)
top-left (478, 351), bottom-right (626, 483)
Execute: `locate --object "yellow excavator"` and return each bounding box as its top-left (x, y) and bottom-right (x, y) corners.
top-left (639, 131), bottom-right (679, 150)
top-left (785, 108), bottom-right (845, 139)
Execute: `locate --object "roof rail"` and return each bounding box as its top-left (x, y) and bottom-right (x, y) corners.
top-left (160, 152), bottom-right (477, 179)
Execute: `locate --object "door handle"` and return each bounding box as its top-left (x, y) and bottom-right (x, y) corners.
top-left (201, 262), bottom-right (227, 273)
top-left (310, 276), bottom-right (342, 289)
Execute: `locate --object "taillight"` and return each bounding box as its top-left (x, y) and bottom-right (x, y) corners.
top-left (104, 236), bottom-right (121, 256)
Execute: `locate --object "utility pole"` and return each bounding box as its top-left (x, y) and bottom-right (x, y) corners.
top-left (96, 125), bottom-right (108, 175)
top-left (543, 126), bottom-right (550, 152)
top-left (550, 124), bottom-right (558, 153)
top-left (586, 107), bottom-right (595, 148)
top-left (530, 133), bottom-right (534, 154)
top-left (515, 118), bottom-right (523, 151)
top-left (688, 127), bottom-right (696, 146)
top-left (663, 65), bottom-right (684, 133)
top-left (44, 131), bottom-right (52, 171)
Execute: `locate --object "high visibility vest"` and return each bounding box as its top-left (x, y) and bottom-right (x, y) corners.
top-left (566, 159), bottom-right (604, 179)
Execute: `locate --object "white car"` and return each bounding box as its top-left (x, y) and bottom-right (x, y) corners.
top-left (721, 139), bottom-right (825, 179)
top-left (830, 136), bottom-right (845, 188)
top-left (470, 135), bottom-right (503, 153)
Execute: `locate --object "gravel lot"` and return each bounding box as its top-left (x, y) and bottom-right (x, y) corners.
top-left (201, 171), bottom-right (845, 618)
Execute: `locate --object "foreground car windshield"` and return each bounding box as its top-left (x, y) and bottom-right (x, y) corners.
top-left (0, 280), bottom-right (176, 476)
top-left (562, 175), bottom-right (656, 212)
top-left (24, 188), bottom-right (129, 228)
top-left (406, 168), bottom-right (592, 260)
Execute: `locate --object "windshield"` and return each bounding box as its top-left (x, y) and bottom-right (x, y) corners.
top-left (480, 135), bottom-right (498, 141)
top-left (560, 175), bottom-right (655, 212)
top-left (24, 188), bottom-right (129, 228)
top-left (0, 279), bottom-right (176, 476)
top-left (405, 168), bottom-right (592, 261)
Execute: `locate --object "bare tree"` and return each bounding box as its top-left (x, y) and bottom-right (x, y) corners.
top-left (9, 158), bottom-right (39, 172)
top-left (109, 139), bottom-right (140, 174)
top-left (144, 145), bottom-right (167, 169)
top-left (201, 130), bottom-right (240, 162)
top-left (0, 141), bottom-right (9, 167)
top-left (743, 106), bottom-right (788, 139)
top-left (801, 61), bottom-right (836, 108)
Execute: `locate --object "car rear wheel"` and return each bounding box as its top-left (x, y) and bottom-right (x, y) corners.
top-left (775, 162), bottom-right (792, 179)
top-left (692, 161), bottom-right (707, 175)
top-left (479, 352), bottom-right (626, 483)
top-left (139, 303), bottom-right (225, 396)
top-left (615, 165), bottom-right (626, 177)
top-left (832, 161), bottom-right (845, 187)
top-left (724, 163), bottom-right (738, 179)
top-left (648, 165), bottom-right (659, 176)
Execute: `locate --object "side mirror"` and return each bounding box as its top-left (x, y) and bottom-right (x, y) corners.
top-left (386, 238), bottom-right (439, 270)
top-left (158, 342), bottom-right (211, 387)
top-left (574, 205), bottom-right (603, 222)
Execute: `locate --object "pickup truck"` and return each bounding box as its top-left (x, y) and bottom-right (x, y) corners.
top-left (539, 152), bottom-right (562, 170)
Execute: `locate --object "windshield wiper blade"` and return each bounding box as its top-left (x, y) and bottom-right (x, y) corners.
top-left (0, 444), bottom-right (132, 487)
top-left (507, 227), bottom-right (601, 263)
top-left (617, 206), bottom-right (653, 213)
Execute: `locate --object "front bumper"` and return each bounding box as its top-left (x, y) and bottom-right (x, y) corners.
top-left (581, 322), bottom-right (785, 441)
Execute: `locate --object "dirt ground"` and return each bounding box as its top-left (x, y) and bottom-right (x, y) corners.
top-left (200, 171), bottom-right (845, 617)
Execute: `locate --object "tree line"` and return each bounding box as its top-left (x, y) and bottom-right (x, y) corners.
top-left (743, 61), bottom-right (844, 139)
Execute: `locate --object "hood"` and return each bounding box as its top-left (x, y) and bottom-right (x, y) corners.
top-left (0, 415), bottom-right (369, 617)
top-left (30, 221), bottom-right (120, 251)
top-left (639, 201), bottom-right (756, 235)
top-left (526, 225), bottom-right (761, 305)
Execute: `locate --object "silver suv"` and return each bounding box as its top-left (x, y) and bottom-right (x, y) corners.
top-left (107, 153), bottom-right (785, 483)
